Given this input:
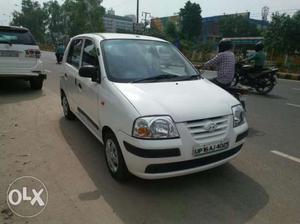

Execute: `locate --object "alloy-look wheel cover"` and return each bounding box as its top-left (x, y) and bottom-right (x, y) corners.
top-left (105, 139), bottom-right (119, 173)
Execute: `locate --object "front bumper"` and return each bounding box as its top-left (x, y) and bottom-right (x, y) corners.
top-left (117, 120), bottom-right (248, 179)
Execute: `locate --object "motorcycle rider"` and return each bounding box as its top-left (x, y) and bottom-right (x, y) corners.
top-left (203, 39), bottom-right (235, 89)
top-left (246, 42), bottom-right (266, 72)
top-left (55, 42), bottom-right (65, 64)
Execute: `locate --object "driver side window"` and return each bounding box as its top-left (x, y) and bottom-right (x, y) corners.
top-left (67, 39), bottom-right (83, 68)
top-left (82, 39), bottom-right (99, 68)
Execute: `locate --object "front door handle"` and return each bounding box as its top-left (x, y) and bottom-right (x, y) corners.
top-left (78, 83), bottom-right (82, 89)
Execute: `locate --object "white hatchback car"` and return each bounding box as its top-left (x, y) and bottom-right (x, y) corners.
top-left (0, 26), bottom-right (46, 89)
top-left (60, 33), bottom-right (248, 180)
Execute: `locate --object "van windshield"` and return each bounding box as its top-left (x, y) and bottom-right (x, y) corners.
top-left (101, 39), bottom-right (199, 83)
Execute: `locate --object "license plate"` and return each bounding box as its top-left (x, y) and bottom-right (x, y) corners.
top-left (0, 50), bottom-right (19, 57)
top-left (193, 141), bottom-right (229, 157)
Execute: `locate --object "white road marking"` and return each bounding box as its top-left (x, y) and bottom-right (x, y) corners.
top-left (271, 150), bottom-right (300, 164)
top-left (286, 103), bottom-right (300, 108)
top-left (292, 88), bottom-right (300, 91)
top-left (45, 69), bottom-right (52, 73)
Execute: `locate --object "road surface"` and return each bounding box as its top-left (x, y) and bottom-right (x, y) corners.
top-left (0, 51), bottom-right (299, 224)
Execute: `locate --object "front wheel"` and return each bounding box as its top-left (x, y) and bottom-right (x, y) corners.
top-left (61, 93), bottom-right (75, 120)
top-left (104, 131), bottom-right (130, 181)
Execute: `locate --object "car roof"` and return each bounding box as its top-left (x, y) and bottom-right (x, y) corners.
top-left (0, 25), bottom-right (29, 32)
top-left (74, 33), bottom-right (168, 42)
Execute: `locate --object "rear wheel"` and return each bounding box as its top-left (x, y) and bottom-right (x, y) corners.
top-left (61, 93), bottom-right (75, 120)
top-left (255, 74), bottom-right (275, 95)
top-left (104, 131), bottom-right (130, 181)
top-left (30, 77), bottom-right (44, 90)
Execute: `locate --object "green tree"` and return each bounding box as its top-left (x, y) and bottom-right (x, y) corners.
top-left (179, 1), bottom-right (202, 40)
top-left (43, 0), bottom-right (65, 45)
top-left (164, 21), bottom-right (178, 41)
top-left (290, 11), bottom-right (300, 53)
top-left (10, 0), bottom-right (47, 43)
top-left (62, 0), bottom-right (105, 37)
top-left (264, 13), bottom-right (294, 55)
top-left (143, 27), bottom-right (167, 39)
top-left (219, 15), bottom-right (260, 38)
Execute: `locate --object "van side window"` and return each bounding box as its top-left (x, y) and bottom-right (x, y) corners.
top-left (82, 39), bottom-right (99, 67)
top-left (67, 39), bottom-right (83, 68)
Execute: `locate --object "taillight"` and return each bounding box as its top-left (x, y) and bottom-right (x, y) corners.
top-left (25, 49), bottom-right (41, 58)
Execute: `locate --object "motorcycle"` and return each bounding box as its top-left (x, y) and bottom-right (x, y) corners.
top-left (56, 53), bottom-right (63, 64)
top-left (233, 62), bottom-right (278, 95)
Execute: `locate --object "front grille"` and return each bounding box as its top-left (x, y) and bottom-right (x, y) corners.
top-left (186, 115), bottom-right (229, 142)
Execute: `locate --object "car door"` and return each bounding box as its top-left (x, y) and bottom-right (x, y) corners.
top-left (64, 38), bottom-right (84, 111)
top-left (76, 38), bottom-right (100, 131)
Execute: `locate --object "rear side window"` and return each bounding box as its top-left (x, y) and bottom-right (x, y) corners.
top-left (0, 29), bottom-right (36, 45)
top-left (67, 39), bottom-right (83, 69)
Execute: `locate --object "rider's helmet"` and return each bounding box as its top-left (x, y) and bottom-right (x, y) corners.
top-left (218, 39), bottom-right (233, 53)
top-left (255, 42), bottom-right (264, 52)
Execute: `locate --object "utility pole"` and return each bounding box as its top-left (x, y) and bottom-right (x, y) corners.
top-left (142, 12), bottom-right (151, 27)
top-left (136, 0), bottom-right (139, 24)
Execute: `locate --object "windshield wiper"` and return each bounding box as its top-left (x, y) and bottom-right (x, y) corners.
top-left (183, 74), bottom-right (202, 80)
top-left (131, 74), bottom-right (180, 83)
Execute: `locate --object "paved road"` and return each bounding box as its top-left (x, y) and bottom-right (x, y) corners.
top-left (0, 51), bottom-right (299, 224)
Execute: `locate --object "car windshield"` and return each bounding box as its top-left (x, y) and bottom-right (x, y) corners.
top-left (101, 39), bottom-right (199, 83)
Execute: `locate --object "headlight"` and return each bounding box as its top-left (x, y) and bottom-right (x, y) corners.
top-left (232, 105), bottom-right (245, 127)
top-left (133, 116), bottom-right (179, 139)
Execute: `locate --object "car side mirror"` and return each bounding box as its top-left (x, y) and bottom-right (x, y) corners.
top-left (79, 65), bottom-right (100, 83)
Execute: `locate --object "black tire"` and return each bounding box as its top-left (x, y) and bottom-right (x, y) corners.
top-left (255, 84), bottom-right (274, 95)
top-left (104, 131), bottom-right (130, 181)
top-left (61, 93), bottom-right (76, 120)
top-left (30, 77), bottom-right (44, 90)
top-left (255, 74), bottom-right (275, 95)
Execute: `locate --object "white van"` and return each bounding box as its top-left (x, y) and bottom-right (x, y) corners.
top-left (0, 26), bottom-right (46, 89)
top-left (60, 33), bottom-right (248, 180)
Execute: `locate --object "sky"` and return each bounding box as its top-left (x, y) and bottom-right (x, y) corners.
top-left (0, 0), bottom-right (300, 25)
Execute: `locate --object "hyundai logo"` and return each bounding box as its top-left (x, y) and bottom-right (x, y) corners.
top-left (204, 121), bottom-right (217, 132)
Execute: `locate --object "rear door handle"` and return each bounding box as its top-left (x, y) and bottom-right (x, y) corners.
top-left (78, 83), bottom-right (82, 89)
top-left (64, 73), bottom-right (68, 78)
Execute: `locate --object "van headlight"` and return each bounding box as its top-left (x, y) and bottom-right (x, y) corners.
top-left (232, 105), bottom-right (245, 127)
top-left (133, 116), bottom-right (179, 139)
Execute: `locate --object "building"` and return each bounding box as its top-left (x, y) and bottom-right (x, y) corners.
top-left (151, 15), bottom-right (180, 32)
top-left (125, 14), bottom-right (137, 23)
top-left (103, 14), bottom-right (134, 33)
top-left (151, 12), bottom-right (268, 42)
top-left (249, 18), bottom-right (269, 30)
top-left (201, 12), bottom-right (251, 41)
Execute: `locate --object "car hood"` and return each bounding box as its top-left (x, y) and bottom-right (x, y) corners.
top-left (113, 79), bottom-right (239, 122)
